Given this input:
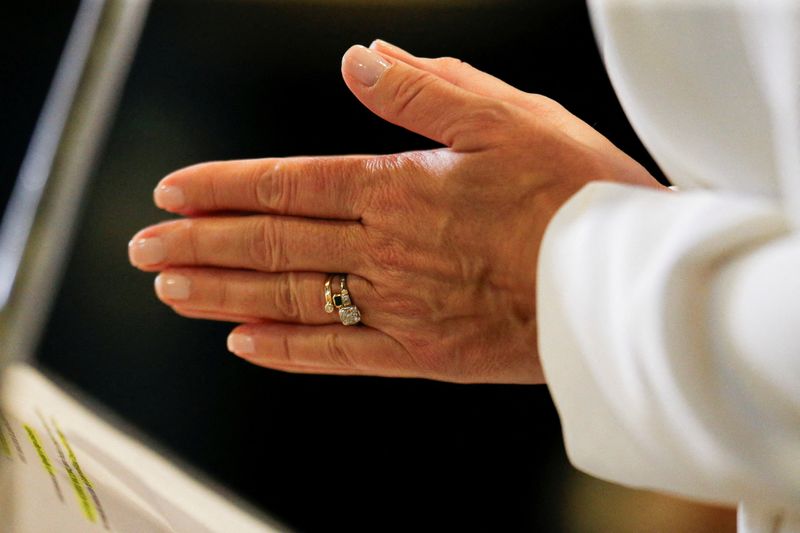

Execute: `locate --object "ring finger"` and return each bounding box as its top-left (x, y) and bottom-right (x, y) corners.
top-left (154, 268), bottom-right (379, 325)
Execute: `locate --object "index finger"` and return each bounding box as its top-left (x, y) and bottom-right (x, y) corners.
top-left (154, 155), bottom-right (379, 220)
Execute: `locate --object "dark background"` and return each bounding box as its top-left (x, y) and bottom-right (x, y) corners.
top-left (4, 2), bottom-right (738, 533)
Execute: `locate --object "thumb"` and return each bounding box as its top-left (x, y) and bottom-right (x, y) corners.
top-left (341, 45), bottom-right (510, 151)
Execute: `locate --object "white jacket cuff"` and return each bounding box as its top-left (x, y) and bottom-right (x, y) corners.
top-left (536, 181), bottom-right (797, 508)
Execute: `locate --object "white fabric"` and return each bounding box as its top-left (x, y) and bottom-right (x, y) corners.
top-left (537, 1), bottom-right (800, 531)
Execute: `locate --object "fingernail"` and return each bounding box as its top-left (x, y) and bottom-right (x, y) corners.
top-left (370, 39), bottom-right (406, 54)
top-left (155, 273), bottom-right (190, 300)
top-left (154, 184), bottom-right (185, 209)
top-left (227, 333), bottom-right (255, 356)
top-left (343, 45), bottom-right (391, 87)
top-left (129, 237), bottom-right (166, 266)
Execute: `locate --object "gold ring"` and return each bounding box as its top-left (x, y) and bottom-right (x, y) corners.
top-left (324, 275), bottom-right (335, 313)
top-left (323, 274), bottom-right (361, 326)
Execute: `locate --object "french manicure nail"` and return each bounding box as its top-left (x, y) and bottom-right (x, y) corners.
top-left (343, 45), bottom-right (391, 87)
top-left (370, 39), bottom-right (404, 54)
top-left (227, 333), bottom-right (255, 356)
top-left (155, 273), bottom-right (190, 300)
top-left (154, 184), bottom-right (185, 209)
top-left (129, 237), bottom-right (166, 266)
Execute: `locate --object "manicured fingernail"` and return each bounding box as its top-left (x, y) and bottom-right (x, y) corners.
top-left (370, 39), bottom-right (406, 54)
top-left (343, 45), bottom-right (390, 87)
top-left (227, 333), bottom-right (255, 356)
top-left (128, 237), bottom-right (166, 266)
top-left (155, 273), bottom-right (190, 300)
top-left (154, 184), bottom-right (185, 209)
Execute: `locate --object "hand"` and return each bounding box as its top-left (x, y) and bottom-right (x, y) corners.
top-left (129, 40), bottom-right (660, 384)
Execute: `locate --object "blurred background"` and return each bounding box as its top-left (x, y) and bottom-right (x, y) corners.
top-left (3, 1), bottom-right (734, 531)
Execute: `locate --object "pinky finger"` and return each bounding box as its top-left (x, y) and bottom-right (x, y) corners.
top-left (226, 323), bottom-right (415, 378)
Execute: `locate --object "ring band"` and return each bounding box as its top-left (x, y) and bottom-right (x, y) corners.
top-left (323, 274), bottom-right (361, 326)
top-left (324, 276), bottom-right (335, 313)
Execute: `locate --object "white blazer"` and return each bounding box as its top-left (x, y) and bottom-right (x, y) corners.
top-left (537, 1), bottom-right (800, 531)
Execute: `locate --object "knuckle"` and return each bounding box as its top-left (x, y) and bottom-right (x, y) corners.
top-left (464, 100), bottom-right (515, 129)
top-left (246, 219), bottom-right (268, 268)
top-left (443, 100), bottom-right (518, 149)
top-left (325, 333), bottom-right (353, 367)
top-left (367, 152), bottom-right (424, 175)
top-left (180, 219), bottom-right (201, 264)
top-left (272, 273), bottom-right (301, 320)
top-left (253, 160), bottom-right (296, 212)
top-left (201, 167), bottom-right (224, 208)
top-left (435, 56), bottom-right (467, 71)
top-left (388, 70), bottom-right (439, 119)
top-left (526, 93), bottom-right (559, 109)
top-left (365, 153), bottom-right (403, 175)
top-left (279, 334), bottom-right (295, 364)
top-left (344, 159), bottom-right (380, 215)
top-left (524, 93), bottom-right (567, 119)
top-left (361, 153), bottom-right (421, 211)
top-left (215, 277), bottom-right (231, 309)
top-left (247, 218), bottom-right (285, 270)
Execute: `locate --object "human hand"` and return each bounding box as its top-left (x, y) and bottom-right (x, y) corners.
top-left (129, 40), bottom-right (661, 384)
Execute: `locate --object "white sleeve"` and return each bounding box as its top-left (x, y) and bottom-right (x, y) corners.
top-left (536, 181), bottom-right (800, 510)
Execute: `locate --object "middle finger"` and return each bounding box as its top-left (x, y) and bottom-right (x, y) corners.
top-left (129, 215), bottom-right (366, 274)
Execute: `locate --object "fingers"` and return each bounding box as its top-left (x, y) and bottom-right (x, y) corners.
top-left (169, 307), bottom-right (264, 324)
top-left (154, 156), bottom-right (379, 219)
top-left (367, 40), bottom-right (622, 155)
top-left (369, 39), bottom-right (534, 112)
top-left (226, 322), bottom-right (418, 377)
top-left (341, 45), bottom-right (514, 152)
top-left (155, 269), bottom-right (377, 325)
top-left (128, 216), bottom-right (365, 275)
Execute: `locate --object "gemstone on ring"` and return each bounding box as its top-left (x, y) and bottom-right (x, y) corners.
top-left (341, 292), bottom-right (352, 307)
top-left (339, 306), bottom-right (361, 326)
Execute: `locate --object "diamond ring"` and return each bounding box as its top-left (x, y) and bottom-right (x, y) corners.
top-left (324, 274), bottom-right (362, 326)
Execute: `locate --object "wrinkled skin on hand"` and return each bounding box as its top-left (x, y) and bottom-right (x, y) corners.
top-left (129, 40), bottom-right (661, 384)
